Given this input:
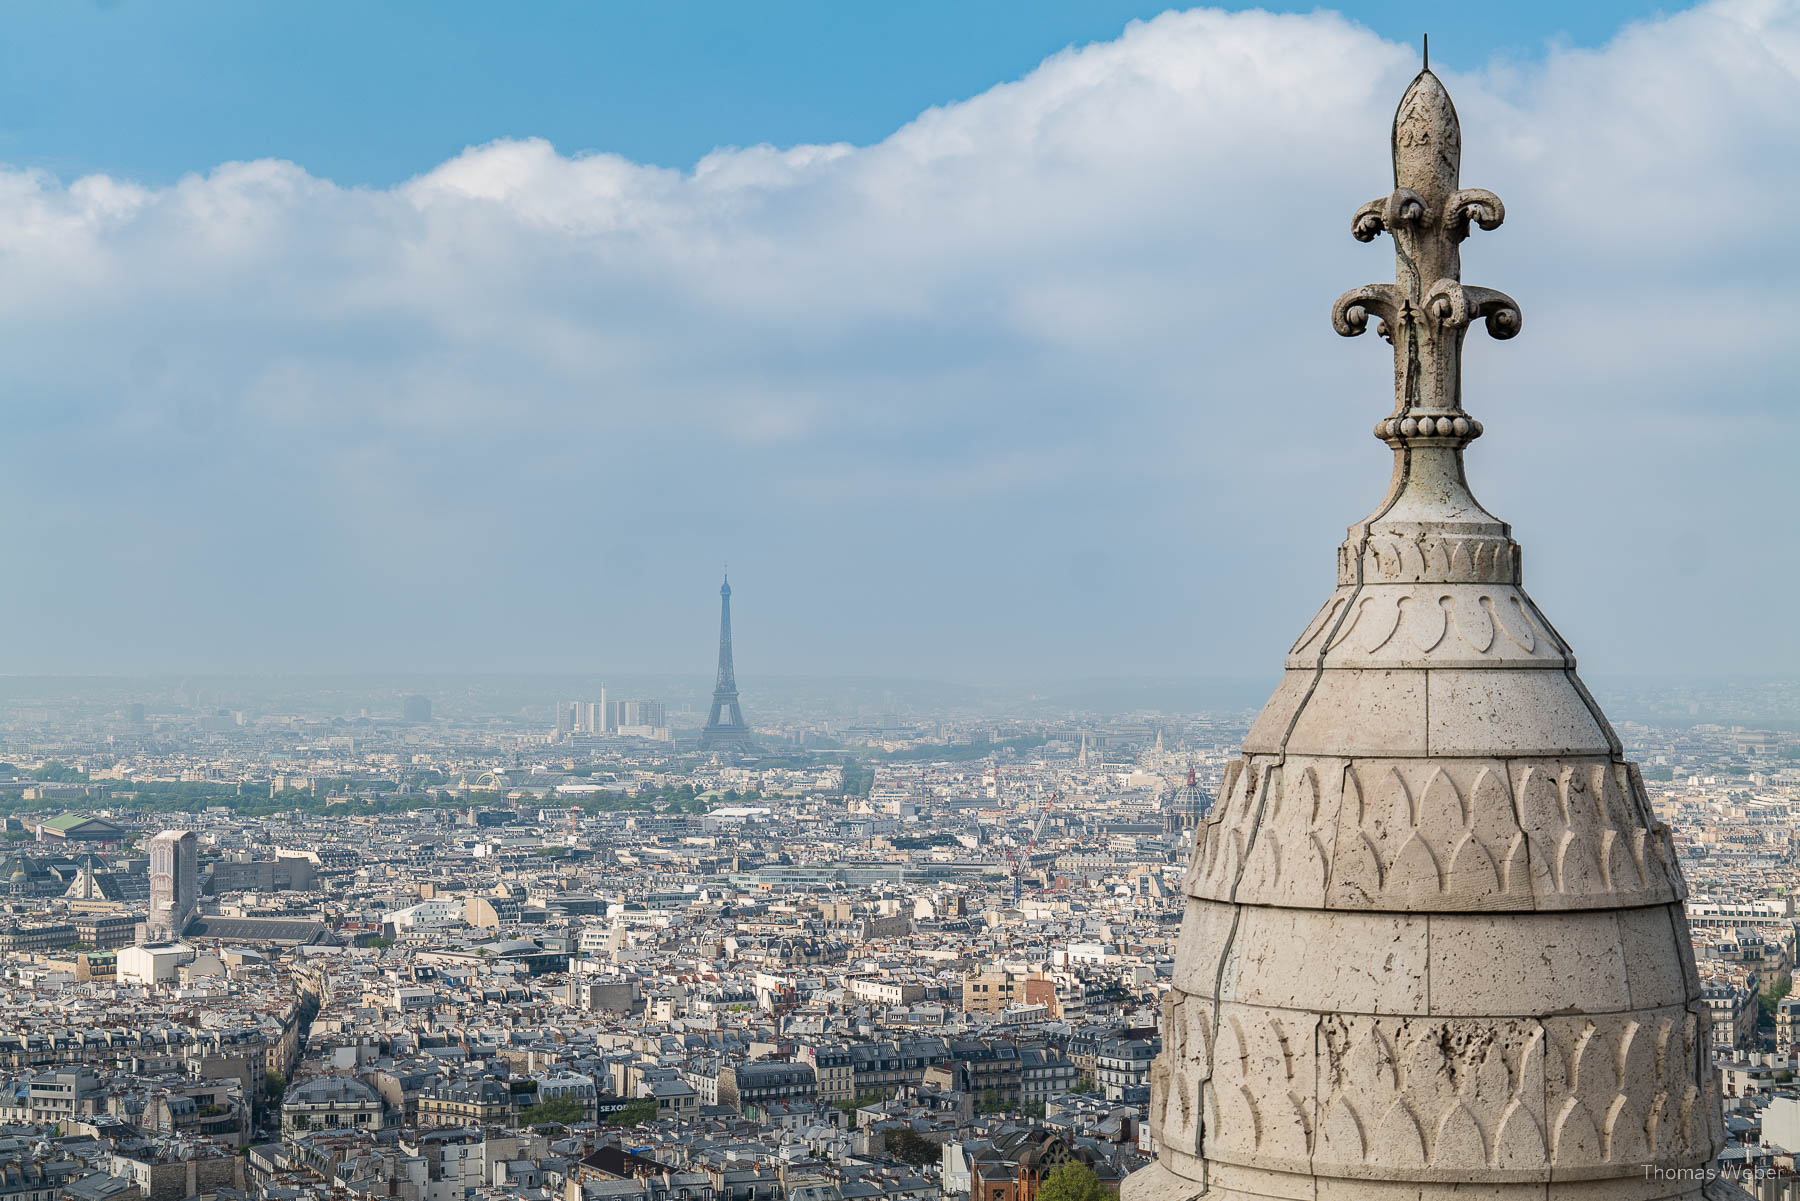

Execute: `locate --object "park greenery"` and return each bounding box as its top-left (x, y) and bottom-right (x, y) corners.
top-left (518, 1096), bottom-right (587, 1125)
top-left (1037, 1161), bottom-right (1110, 1201)
top-left (604, 1098), bottom-right (660, 1127)
top-left (884, 1128), bottom-right (939, 1167)
top-left (1760, 973), bottom-right (1793, 1023)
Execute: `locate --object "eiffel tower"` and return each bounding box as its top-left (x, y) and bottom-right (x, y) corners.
top-left (697, 574), bottom-right (755, 752)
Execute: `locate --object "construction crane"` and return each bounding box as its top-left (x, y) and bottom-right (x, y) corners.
top-left (1012, 791), bottom-right (1059, 906)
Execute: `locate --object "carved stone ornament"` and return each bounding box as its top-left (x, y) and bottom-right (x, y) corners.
top-left (1120, 66), bottom-right (1732, 1201)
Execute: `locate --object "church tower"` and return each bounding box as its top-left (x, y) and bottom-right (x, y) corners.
top-left (1127, 65), bottom-right (1726, 1201)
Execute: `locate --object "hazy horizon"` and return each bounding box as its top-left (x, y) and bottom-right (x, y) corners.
top-left (0, 671), bottom-right (1797, 730)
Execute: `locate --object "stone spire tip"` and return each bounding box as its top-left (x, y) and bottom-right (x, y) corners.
top-left (1332, 64), bottom-right (1520, 436)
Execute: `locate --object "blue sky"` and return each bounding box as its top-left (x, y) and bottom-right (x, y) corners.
top-left (0, 1), bottom-right (1792, 682)
top-left (5, 1), bottom-right (1683, 185)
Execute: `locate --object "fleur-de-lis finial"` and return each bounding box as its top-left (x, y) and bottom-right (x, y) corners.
top-left (1331, 66), bottom-right (1521, 446)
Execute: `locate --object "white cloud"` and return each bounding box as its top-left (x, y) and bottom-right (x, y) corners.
top-left (0, 1), bottom-right (1792, 678)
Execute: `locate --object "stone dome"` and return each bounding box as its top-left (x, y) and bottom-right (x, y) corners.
top-left (1125, 66), bottom-right (1727, 1201)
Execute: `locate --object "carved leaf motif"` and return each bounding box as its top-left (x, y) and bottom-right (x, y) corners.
top-left (1446, 833), bottom-right (1500, 899)
top-left (1468, 1030), bottom-right (1517, 1106)
top-left (1393, 848), bottom-right (1453, 908)
top-left (1290, 596), bottom-right (1346, 657)
top-left (1408, 593), bottom-right (1449, 652)
top-left (1433, 1102), bottom-right (1488, 1166)
top-left (1317, 1096), bottom-right (1367, 1162)
top-left (1492, 1099), bottom-right (1548, 1169)
top-left (1349, 594), bottom-right (1401, 654)
top-left (1332, 283), bottom-right (1402, 339)
top-left (1568, 1022), bottom-right (1599, 1094)
top-left (1551, 1097), bottom-right (1602, 1163)
top-left (1352, 196), bottom-right (1389, 242)
top-left (1641, 1082), bottom-right (1667, 1159)
top-left (1148, 1060), bottom-right (1169, 1129)
top-left (1385, 800), bottom-right (1446, 898)
top-left (1445, 187), bottom-right (1505, 237)
top-left (1370, 1100), bottom-right (1428, 1167)
top-left (1516, 764), bottom-right (1567, 894)
top-left (1424, 766), bottom-right (1470, 826)
top-left (1242, 768), bottom-right (1287, 894)
top-left (1238, 1083), bottom-right (1262, 1149)
top-left (1468, 766), bottom-right (1525, 896)
top-left (1348, 1021), bottom-right (1401, 1091)
top-left (1451, 592), bottom-right (1495, 652)
top-left (1608, 1021), bottom-right (1653, 1163)
top-left (1330, 766), bottom-right (1384, 901)
top-left (1463, 284), bottom-right (1523, 339)
top-left (1413, 767), bottom-right (1469, 898)
top-left (1563, 769), bottom-right (1613, 892)
top-left (1502, 596), bottom-right (1541, 651)
top-left (1268, 766), bottom-right (1330, 904)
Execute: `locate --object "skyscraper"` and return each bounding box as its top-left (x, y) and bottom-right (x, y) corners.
top-left (698, 574), bottom-right (754, 752)
top-left (146, 830), bottom-right (198, 941)
top-left (1127, 64), bottom-right (1719, 1201)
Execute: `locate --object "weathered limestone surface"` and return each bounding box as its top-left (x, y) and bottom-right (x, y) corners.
top-left (1124, 66), bottom-right (1728, 1201)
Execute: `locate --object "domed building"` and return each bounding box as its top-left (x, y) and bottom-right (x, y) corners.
top-left (1126, 63), bottom-right (1727, 1201)
top-left (1163, 765), bottom-right (1212, 837)
top-left (0, 853), bottom-right (59, 899)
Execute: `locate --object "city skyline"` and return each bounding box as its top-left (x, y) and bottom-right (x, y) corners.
top-left (0, 10), bottom-right (1787, 1201)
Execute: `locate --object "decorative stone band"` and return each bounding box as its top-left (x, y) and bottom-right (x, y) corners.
top-left (1147, 989), bottom-right (1723, 1183)
top-left (1336, 534), bottom-right (1521, 586)
top-left (1128, 1157), bottom-right (1726, 1201)
top-left (1289, 585), bottom-right (1563, 668)
top-left (1184, 754), bottom-right (1683, 912)
top-left (1375, 412), bottom-right (1485, 443)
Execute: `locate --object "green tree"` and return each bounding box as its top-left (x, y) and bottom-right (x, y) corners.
top-left (834, 1093), bottom-right (884, 1117)
top-left (519, 1096), bottom-right (586, 1125)
top-left (1761, 973), bottom-right (1793, 1023)
top-left (885, 1128), bottom-right (939, 1167)
top-left (841, 761), bottom-right (875, 798)
top-left (1037, 1161), bottom-right (1109, 1201)
top-left (604, 1098), bottom-right (660, 1126)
